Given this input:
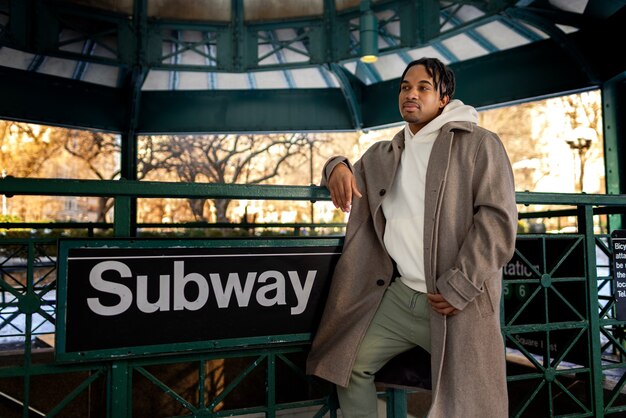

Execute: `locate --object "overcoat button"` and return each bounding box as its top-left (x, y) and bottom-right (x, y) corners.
top-left (376, 279), bottom-right (385, 286)
top-left (379, 189), bottom-right (386, 196)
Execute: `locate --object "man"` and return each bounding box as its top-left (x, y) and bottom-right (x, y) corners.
top-left (306, 57), bottom-right (517, 417)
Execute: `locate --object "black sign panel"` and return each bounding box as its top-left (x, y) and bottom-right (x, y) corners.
top-left (57, 240), bottom-right (341, 360)
top-left (613, 230), bottom-right (626, 320)
top-left (503, 236), bottom-right (587, 365)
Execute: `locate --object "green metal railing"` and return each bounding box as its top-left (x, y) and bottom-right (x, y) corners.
top-left (0, 177), bottom-right (625, 417)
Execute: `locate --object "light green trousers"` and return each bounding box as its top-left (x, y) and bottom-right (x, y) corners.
top-left (337, 279), bottom-right (431, 418)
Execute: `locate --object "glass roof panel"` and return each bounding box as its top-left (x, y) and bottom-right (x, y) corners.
top-left (407, 46), bottom-right (450, 65)
top-left (0, 47), bottom-right (35, 71)
top-left (58, 30), bottom-right (88, 55)
top-left (453, 4), bottom-right (485, 21)
top-left (373, 54), bottom-right (410, 81)
top-left (292, 67), bottom-right (338, 88)
top-left (342, 61), bottom-right (358, 76)
top-left (474, 21), bottom-right (534, 50)
top-left (440, 33), bottom-right (489, 61)
top-left (550, 0), bottom-right (588, 14)
top-left (82, 63), bottom-right (119, 87)
top-left (214, 73), bottom-right (251, 90)
top-left (518, 21), bottom-right (550, 39)
top-left (257, 29), bottom-right (311, 67)
top-left (0, 0), bottom-right (598, 94)
top-left (253, 70), bottom-right (291, 89)
top-left (143, 70), bottom-right (171, 90)
top-left (37, 57), bottom-right (78, 79)
top-left (177, 71), bottom-right (211, 90)
top-left (556, 24), bottom-right (580, 34)
top-left (177, 31), bottom-right (210, 67)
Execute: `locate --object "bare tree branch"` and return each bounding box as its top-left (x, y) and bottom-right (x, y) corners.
top-left (138, 133), bottom-right (314, 222)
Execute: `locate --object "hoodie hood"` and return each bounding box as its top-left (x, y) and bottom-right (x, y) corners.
top-left (412, 99), bottom-right (478, 139)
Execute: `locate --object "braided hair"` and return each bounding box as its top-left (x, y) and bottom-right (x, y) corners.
top-left (399, 57), bottom-right (455, 100)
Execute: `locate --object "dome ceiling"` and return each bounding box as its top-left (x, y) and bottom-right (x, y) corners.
top-left (0, 0), bottom-right (624, 133)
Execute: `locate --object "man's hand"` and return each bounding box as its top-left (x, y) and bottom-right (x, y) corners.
top-left (427, 293), bottom-right (460, 316)
top-left (327, 163), bottom-right (362, 212)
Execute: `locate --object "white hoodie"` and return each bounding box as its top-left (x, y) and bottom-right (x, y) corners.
top-left (382, 99), bottom-right (478, 293)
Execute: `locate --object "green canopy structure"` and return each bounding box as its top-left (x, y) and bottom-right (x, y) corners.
top-left (1, 3), bottom-right (626, 418)
top-left (0, 0), bottom-right (623, 132)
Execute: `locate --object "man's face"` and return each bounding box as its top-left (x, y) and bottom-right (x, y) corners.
top-left (398, 64), bottom-right (449, 134)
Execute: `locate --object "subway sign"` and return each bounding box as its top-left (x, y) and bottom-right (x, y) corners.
top-left (56, 238), bottom-right (342, 361)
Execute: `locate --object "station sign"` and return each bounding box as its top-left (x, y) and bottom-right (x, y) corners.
top-left (57, 235), bottom-right (600, 365)
top-left (56, 238), bottom-right (342, 361)
top-left (503, 235), bottom-right (588, 366)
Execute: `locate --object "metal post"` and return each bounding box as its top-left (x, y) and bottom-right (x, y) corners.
top-left (266, 353), bottom-right (276, 418)
top-left (385, 388), bottom-right (408, 418)
top-left (108, 361), bottom-right (131, 418)
top-left (578, 204), bottom-right (604, 416)
top-left (114, 196), bottom-right (132, 237)
top-left (20, 242), bottom-right (36, 418)
top-left (309, 140), bottom-right (315, 226)
top-left (602, 75), bottom-right (625, 231)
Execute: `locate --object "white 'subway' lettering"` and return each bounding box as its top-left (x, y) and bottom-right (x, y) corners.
top-left (86, 260), bottom-right (317, 317)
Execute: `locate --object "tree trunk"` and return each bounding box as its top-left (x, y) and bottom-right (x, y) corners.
top-left (188, 198), bottom-right (207, 221)
top-left (214, 199), bottom-right (231, 223)
top-left (96, 197), bottom-right (111, 222)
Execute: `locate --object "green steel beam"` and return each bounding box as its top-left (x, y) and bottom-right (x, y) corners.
top-left (137, 88), bottom-right (354, 133)
top-left (313, 0), bottom-right (351, 64)
top-left (385, 389), bottom-right (408, 417)
top-left (108, 361), bottom-right (131, 418)
top-left (117, 0), bottom-right (149, 237)
top-left (0, 177), bottom-right (333, 200)
top-left (123, 0), bottom-right (147, 140)
top-left (569, 5), bottom-right (626, 83)
top-left (6, 0), bottom-right (35, 49)
top-left (1, 177), bottom-right (625, 207)
top-left (578, 205), bottom-right (604, 416)
top-left (113, 195), bottom-right (132, 237)
top-left (0, 65), bottom-right (127, 132)
top-left (505, 7), bottom-right (598, 83)
top-left (400, 0), bottom-right (439, 46)
top-left (0, 66), bottom-right (354, 133)
top-left (216, 0), bottom-right (255, 71)
top-left (330, 63), bottom-right (364, 129)
top-left (585, 0), bottom-right (626, 19)
top-left (602, 73), bottom-right (626, 231)
top-left (515, 191), bottom-right (626, 206)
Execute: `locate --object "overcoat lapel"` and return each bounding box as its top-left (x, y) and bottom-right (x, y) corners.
top-left (423, 130), bottom-right (453, 292)
top-left (368, 131), bottom-right (405, 246)
top-left (423, 122), bottom-right (472, 291)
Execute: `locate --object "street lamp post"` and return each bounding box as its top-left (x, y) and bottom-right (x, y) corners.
top-left (1, 169), bottom-right (6, 216)
top-left (565, 126), bottom-right (597, 192)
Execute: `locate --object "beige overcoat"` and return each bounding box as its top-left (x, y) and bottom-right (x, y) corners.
top-left (306, 121), bottom-right (518, 417)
